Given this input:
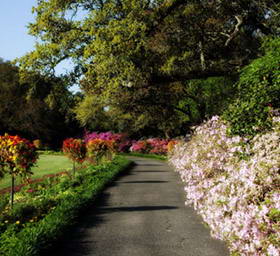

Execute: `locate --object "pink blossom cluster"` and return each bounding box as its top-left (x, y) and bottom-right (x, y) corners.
top-left (169, 116), bottom-right (280, 255)
top-left (84, 131), bottom-right (131, 152)
top-left (84, 131), bottom-right (125, 143)
top-left (130, 138), bottom-right (169, 155)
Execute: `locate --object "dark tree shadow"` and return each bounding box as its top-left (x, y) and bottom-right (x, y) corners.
top-left (98, 205), bottom-right (178, 214)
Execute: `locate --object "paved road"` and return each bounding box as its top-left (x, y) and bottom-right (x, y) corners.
top-left (51, 157), bottom-right (229, 256)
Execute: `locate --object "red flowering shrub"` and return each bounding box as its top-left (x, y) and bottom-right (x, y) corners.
top-left (167, 140), bottom-right (178, 154)
top-left (86, 139), bottom-right (115, 164)
top-left (62, 138), bottom-right (86, 164)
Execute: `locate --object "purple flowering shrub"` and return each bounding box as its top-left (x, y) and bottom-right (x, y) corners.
top-left (169, 116), bottom-right (280, 256)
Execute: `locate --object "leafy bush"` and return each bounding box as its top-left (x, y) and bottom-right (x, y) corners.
top-left (223, 37), bottom-right (280, 136)
top-left (62, 138), bottom-right (86, 164)
top-left (86, 139), bottom-right (115, 164)
top-left (0, 134), bottom-right (38, 208)
top-left (169, 116), bottom-right (280, 255)
top-left (167, 140), bottom-right (178, 153)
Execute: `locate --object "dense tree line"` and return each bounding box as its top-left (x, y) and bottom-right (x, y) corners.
top-left (0, 58), bottom-right (81, 148)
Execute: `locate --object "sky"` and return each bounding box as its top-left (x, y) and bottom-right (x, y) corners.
top-left (0, 1), bottom-right (37, 62)
top-left (0, 1), bottom-right (79, 91)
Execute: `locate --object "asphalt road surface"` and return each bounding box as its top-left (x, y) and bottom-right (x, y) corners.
top-left (51, 157), bottom-right (229, 256)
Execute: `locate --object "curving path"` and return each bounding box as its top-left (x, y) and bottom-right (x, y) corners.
top-left (50, 157), bottom-right (229, 256)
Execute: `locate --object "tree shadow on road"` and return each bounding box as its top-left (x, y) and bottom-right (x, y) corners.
top-left (44, 188), bottom-right (178, 256)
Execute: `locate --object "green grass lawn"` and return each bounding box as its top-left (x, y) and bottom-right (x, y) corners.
top-left (0, 154), bottom-right (74, 190)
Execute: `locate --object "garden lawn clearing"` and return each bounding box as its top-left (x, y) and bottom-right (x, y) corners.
top-left (0, 154), bottom-right (73, 190)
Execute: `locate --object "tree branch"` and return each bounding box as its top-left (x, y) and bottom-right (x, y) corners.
top-left (225, 15), bottom-right (243, 46)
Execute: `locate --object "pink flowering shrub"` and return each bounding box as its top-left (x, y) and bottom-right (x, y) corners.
top-left (118, 140), bottom-right (133, 153)
top-left (130, 138), bottom-right (170, 155)
top-left (130, 140), bottom-right (150, 153)
top-left (146, 138), bottom-right (169, 155)
top-left (84, 131), bottom-right (130, 152)
top-left (84, 131), bottom-right (122, 143)
top-left (169, 116), bottom-right (280, 256)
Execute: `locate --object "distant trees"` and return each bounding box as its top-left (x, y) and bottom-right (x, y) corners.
top-left (0, 60), bottom-right (80, 148)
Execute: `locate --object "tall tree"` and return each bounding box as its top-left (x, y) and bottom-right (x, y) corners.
top-left (18, 0), bottom-right (279, 135)
top-left (0, 60), bottom-right (80, 147)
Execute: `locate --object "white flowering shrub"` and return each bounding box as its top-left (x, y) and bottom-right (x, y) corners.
top-left (169, 116), bottom-right (280, 256)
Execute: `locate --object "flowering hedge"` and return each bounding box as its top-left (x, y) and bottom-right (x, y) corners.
top-left (84, 131), bottom-right (177, 156)
top-left (169, 116), bottom-right (280, 255)
top-left (62, 138), bottom-right (86, 164)
top-left (0, 134), bottom-right (38, 177)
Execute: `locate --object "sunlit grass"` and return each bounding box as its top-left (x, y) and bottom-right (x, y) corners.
top-left (0, 154), bottom-right (74, 190)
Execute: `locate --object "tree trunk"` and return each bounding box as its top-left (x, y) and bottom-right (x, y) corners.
top-left (10, 175), bottom-right (15, 210)
top-left (73, 161), bottom-right (76, 176)
top-left (199, 41), bottom-right (206, 71)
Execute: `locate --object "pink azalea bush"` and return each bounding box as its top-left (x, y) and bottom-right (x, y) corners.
top-left (146, 138), bottom-right (169, 155)
top-left (130, 140), bottom-right (150, 153)
top-left (130, 138), bottom-right (170, 155)
top-left (84, 131), bottom-right (130, 152)
top-left (169, 116), bottom-right (280, 255)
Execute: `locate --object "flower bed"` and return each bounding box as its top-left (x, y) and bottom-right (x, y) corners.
top-left (169, 116), bottom-right (280, 255)
top-left (0, 156), bottom-right (132, 256)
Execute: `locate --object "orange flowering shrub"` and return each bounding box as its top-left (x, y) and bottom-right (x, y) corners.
top-left (0, 134), bottom-right (38, 177)
top-left (62, 138), bottom-right (86, 164)
top-left (86, 139), bottom-right (115, 164)
top-left (167, 140), bottom-right (178, 154)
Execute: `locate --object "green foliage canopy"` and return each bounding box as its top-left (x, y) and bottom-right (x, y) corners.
top-left (0, 60), bottom-right (80, 147)
top-left (17, 0), bottom-right (280, 135)
top-left (223, 37), bottom-right (280, 136)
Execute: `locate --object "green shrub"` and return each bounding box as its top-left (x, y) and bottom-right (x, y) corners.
top-left (223, 37), bottom-right (280, 136)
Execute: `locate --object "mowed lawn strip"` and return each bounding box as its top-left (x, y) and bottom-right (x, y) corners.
top-left (0, 154), bottom-right (74, 190)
